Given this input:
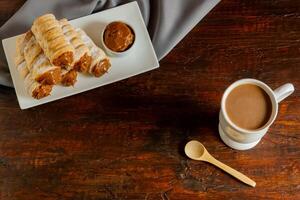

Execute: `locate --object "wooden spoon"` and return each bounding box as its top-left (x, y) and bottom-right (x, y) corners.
top-left (184, 140), bottom-right (256, 187)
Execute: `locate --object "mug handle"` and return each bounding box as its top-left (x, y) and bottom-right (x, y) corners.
top-left (273, 83), bottom-right (295, 103)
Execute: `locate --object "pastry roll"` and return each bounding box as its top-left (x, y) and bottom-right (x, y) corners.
top-left (31, 14), bottom-right (74, 67)
top-left (59, 19), bottom-right (92, 72)
top-left (23, 32), bottom-right (61, 85)
top-left (16, 60), bottom-right (29, 79)
top-left (24, 73), bottom-right (53, 99)
top-left (15, 33), bottom-right (30, 78)
top-left (61, 69), bottom-right (77, 86)
top-left (15, 34), bottom-right (52, 99)
top-left (76, 28), bottom-right (111, 77)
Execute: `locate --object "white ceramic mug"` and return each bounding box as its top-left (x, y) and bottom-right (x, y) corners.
top-left (219, 79), bottom-right (294, 150)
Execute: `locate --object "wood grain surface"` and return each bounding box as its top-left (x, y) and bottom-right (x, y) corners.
top-left (0, 0), bottom-right (300, 199)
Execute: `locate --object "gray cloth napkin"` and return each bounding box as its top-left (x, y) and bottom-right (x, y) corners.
top-left (0, 0), bottom-right (220, 87)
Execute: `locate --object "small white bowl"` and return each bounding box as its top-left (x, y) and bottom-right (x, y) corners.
top-left (100, 21), bottom-right (136, 57)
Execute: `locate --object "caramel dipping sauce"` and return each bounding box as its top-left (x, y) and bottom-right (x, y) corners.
top-left (103, 21), bottom-right (135, 52)
top-left (226, 84), bottom-right (272, 130)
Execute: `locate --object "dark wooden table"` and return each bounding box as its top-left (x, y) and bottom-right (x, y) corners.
top-left (1, 0), bottom-right (300, 199)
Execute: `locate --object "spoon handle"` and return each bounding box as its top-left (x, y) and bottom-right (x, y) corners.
top-left (206, 155), bottom-right (256, 187)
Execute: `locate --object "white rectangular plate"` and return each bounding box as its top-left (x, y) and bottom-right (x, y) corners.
top-left (2, 2), bottom-right (159, 109)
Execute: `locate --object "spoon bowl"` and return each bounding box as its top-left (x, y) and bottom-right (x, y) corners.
top-left (184, 140), bottom-right (206, 160)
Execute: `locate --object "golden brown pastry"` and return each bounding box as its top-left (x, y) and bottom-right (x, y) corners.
top-left (59, 19), bottom-right (92, 72)
top-left (22, 32), bottom-right (61, 85)
top-left (16, 60), bottom-right (29, 79)
top-left (61, 69), bottom-right (77, 86)
top-left (15, 33), bottom-right (30, 78)
top-left (15, 33), bottom-right (52, 99)
top-left (76, 28), bottom-right (111, 77)
top-left (24, 73), bottom-right (53, 99)
top-left (14, 13), bottom-right (113, 100)
top-left (31, 14), bottom-right (74, 67)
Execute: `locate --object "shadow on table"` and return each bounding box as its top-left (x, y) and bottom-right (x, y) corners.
top-left (93, 87), bottom-right (222, 157)
top-left (152, 96), bottom-right (220, 157)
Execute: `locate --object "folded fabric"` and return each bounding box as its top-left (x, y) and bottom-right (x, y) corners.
top-left (0, 0), bottom-right (220, 87)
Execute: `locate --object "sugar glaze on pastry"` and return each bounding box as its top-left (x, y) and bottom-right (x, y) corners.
top-left (76, 28), bottom-right (111, 77)
top-left (31, 14), bottom-right (75, 67)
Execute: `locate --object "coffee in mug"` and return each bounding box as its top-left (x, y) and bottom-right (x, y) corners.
top-left (226, 84), bottom-right (272, 130)
top-left (219, 79), bottom-right (294, 150)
